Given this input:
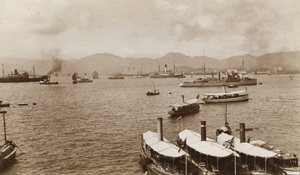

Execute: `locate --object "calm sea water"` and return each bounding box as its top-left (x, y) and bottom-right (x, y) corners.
top-left (0, 74), bottom-right (300, 175)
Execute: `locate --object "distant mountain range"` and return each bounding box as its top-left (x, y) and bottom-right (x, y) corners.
top-left (1, 51), bottom-right (300, 76)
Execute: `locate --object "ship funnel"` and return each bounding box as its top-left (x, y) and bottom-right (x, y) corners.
top-left (201, 121), bottom-right (206, 141)
top-left (240, 123), bottom-right (245, 143)
top-left (165, 64), bottom-right (167, 73)
top-left (157, 118), bottom-right (163, 141)
top-left (181, 95), bottom-right (184, 103)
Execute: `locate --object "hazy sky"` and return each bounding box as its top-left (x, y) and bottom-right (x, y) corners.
top-left (0, 0), bottom-right (299, 60)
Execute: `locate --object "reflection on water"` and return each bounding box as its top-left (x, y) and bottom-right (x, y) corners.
top-left (0, 74), bottom-right (299, 174)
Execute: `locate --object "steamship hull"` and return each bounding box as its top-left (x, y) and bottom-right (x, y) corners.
top-left (0, 76), bottom-right (49, 83)
top-left (150, 75), bottom-right (186, 78)
top-left (180, 79), bottom-right (257, 87)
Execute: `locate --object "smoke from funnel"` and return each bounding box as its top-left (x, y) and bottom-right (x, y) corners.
top-left (48, 58), bottom-right (63, 75)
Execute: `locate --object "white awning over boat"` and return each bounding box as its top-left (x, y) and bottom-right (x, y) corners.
top-left (179, 129), bottom-right (238, 157)
top-left (217, 133), bottom-right (277, 158)
top-left (203, 89), bottom-right (247, 96)
top-left (143, 131), bottom-right (186, 158)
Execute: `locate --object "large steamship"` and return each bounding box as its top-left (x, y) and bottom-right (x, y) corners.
top-left (180, 71), bottom-right (257, 87)
top-left (0, 67), bottom-right (48, 83)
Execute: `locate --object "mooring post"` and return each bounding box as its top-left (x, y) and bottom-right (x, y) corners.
top-left (201, 121), bottom-right (206, 141)
top-left (240, 123), bottom-right (245, 143)
top-left (157, 118), bottom-right (163, 141)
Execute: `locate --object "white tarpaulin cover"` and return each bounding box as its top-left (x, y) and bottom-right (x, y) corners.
top-left (178, 129), bottom-right (238, 157)
top-left (143, 130), bottom-right (185, 158)
top-left (217, 133), bottom-right (277, 158)
top-left (203, 89), bottom-right (247, 96)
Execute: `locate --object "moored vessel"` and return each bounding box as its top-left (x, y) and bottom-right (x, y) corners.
top-left (72, 73), bottom-right (93, 83)
top-left (0, 69), bottom-right (48, 83)
top-left (180, 71), bottom-right (257, 87)
top-left (178, 121), bottom-right (242, 174)
top-left (150, 64), bottom-right (185, 78)
top-left (146, 82), bottom-right (159, 96)
top-left (168, 95), bottom-right (200, 116)
top-left (108, 75), bottom-right (124, 79)
top-left (217, 123), bottom-right (300, 174)
top-left (0, 101), bottom-right (10, 108)
top-left (140, 118), bottom-right (200, 175)
top-left (0, 111), bottom-right (17, 169)
top-left (39, 77), bottom-right (58, 85)
top-left (202, 87), bottom-right (249, 103)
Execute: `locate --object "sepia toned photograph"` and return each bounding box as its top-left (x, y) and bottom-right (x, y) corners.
top-left (0, 0), bottom-right (299, 174)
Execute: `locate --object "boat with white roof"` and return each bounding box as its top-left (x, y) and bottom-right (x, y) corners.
top-left (178, 121), bottom-right (246, 174)
top-left (202, 87), bottom-right (249, 103)
top-left (217, 123), bottom-right (300, 174)
top-left (139, 118), bottom-right (201, 174)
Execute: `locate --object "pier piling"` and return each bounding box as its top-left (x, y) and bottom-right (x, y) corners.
top-left (201, 121), bottom-right (206, 141)
top-left (157, 118), bottom-right (163, 141)
top-left (240, 123), bottom-right (245, 143)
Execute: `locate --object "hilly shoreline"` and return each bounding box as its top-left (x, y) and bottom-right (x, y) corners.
top-left (1, 51), bottom-right (299, 76)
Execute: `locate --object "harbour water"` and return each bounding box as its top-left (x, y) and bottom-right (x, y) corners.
top-left (1, 74), bottom-right (300, 174)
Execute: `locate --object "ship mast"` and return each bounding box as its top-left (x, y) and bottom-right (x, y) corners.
top-left (33, 65), bottom-right (35, 78)
top-left (2, 64), bottom-right (4, 77)
top-left (203, 49), bottom-right (206, 78)
top-left (224, 85), bottom-right (228, 125)
top-left (173, 59), bottom-right (176, 73)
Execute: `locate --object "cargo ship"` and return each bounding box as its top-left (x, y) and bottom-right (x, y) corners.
top-left (180, 71), bottom-right (257, 87)
top-left (0, 69), bottom-right (48, 83)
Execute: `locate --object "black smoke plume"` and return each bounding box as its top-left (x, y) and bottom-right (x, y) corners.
top-left (48, 58), bottom-right (63, 75)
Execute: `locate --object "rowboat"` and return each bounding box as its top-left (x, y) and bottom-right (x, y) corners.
top-left (146, 90), bottom-right (159, 96)
top-left (146, 82), bottom-right (159, 96)
top-left (202, 88), bottom-right (249, 103)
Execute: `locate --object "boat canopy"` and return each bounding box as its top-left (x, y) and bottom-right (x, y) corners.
top-left (179, 129), bottom-right (238, 157)
top-left (217, 133), bottom-right (277, 158)
top-left (203, 89), bottom-right (247, 97)
top-left (143, 131), bottom-right (186, 158)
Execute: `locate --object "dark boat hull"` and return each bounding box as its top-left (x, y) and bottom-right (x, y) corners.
top-left (0, 76), bottom-right (49, 83)
top-left (180, 79), bottom-right (257, 87)
top-left (0, 104), bottom-right (10, 107)
top-left (146, 92), bottom-right (160, 95)
top-left (168, 106), bottom-right (199, 116)
top-left (0, 142), bottom-right (17, 168)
